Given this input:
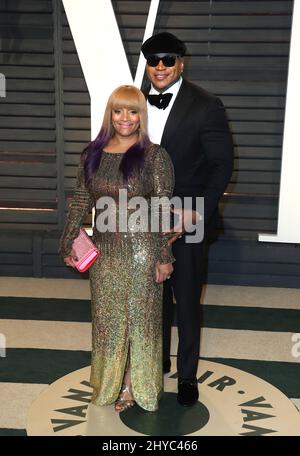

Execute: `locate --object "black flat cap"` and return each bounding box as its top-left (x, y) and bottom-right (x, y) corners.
top-left (141, 32), bottom-right (186, 58)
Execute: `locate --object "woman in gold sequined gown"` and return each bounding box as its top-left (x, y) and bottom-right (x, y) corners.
top-left (58, 86), bottom-right (174, 412)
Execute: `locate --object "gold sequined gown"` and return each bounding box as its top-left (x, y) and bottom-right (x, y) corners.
top-left (58, 144), bottom-right (175, 411)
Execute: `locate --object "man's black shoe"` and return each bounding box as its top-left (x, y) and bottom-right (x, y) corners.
top-left (163, 360), bottom-right (171, 374)
top-left (177, 379), bottom-right (199, 406)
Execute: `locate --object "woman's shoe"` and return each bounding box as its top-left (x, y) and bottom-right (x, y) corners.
top-left (114, 383), bottom-right (135, 413)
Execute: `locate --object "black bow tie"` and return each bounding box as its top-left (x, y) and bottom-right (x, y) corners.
top-left (148, 93), bottom-right (173, 110)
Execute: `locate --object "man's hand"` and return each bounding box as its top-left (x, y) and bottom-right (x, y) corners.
top-left (162, 207), bottom-right (201, 246)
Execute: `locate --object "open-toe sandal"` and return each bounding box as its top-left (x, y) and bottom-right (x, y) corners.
top-left (114, 383), bottom-right (135, 413)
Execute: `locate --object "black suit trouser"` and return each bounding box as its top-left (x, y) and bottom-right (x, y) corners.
top-left (163, 238), bottom-right (207, 380)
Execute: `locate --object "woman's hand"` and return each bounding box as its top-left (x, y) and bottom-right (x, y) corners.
top-left (155, 262), bottom-right (174, 283)
top-left (63, 248), bottom-right (78, 268)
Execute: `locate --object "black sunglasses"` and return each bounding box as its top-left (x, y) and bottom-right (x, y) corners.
top-left (146, 55), bottom-right (179, 67)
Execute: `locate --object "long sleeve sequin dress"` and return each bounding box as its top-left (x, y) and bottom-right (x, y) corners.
top-left (58, 144), bottom-right (175, 411)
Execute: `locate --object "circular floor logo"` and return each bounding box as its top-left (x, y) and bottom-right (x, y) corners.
top-left (27, 360), bottom-right (300, 436)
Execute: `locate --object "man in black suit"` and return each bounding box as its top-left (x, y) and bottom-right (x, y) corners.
top-left (141, 32), bottom-right (233, 407)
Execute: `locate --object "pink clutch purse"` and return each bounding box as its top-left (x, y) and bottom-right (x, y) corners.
top-left (70, 228), bottom-right (100, 272)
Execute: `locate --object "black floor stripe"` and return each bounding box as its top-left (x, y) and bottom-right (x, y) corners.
top-left (1, 348), bottom-right (300, 399)
top-left (0, 428), bottom-right (27, 436)
top-left (0, 297), bottom-right (91, 322)
top-left (201, 356), bottom-right (300, 400)
top-left (201, 305), bottom-right (300, 332)
top-left (0, 348), bottom-right (91, 384)
top-left (1, 297), bottom-right (300, 332)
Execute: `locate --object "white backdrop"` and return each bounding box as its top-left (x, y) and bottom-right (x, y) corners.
top-left (259, 0), bottom-right (300, 244)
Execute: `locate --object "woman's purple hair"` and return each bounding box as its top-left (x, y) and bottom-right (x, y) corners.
top-left (82, 85), bottom-right (151, 185)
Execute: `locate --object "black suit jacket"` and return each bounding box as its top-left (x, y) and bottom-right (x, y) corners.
top-left (144, 78), bottom-right (233, 235)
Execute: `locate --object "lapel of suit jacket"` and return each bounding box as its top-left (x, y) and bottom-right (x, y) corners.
top-left (160, 79), bottom-right (194, 150)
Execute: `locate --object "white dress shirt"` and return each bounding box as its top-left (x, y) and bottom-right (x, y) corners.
top-left (147, 77), bottom-right (183, 145)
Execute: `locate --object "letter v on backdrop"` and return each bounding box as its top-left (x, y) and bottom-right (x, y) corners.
top-left (62, 0), bottom-right (160, 138)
